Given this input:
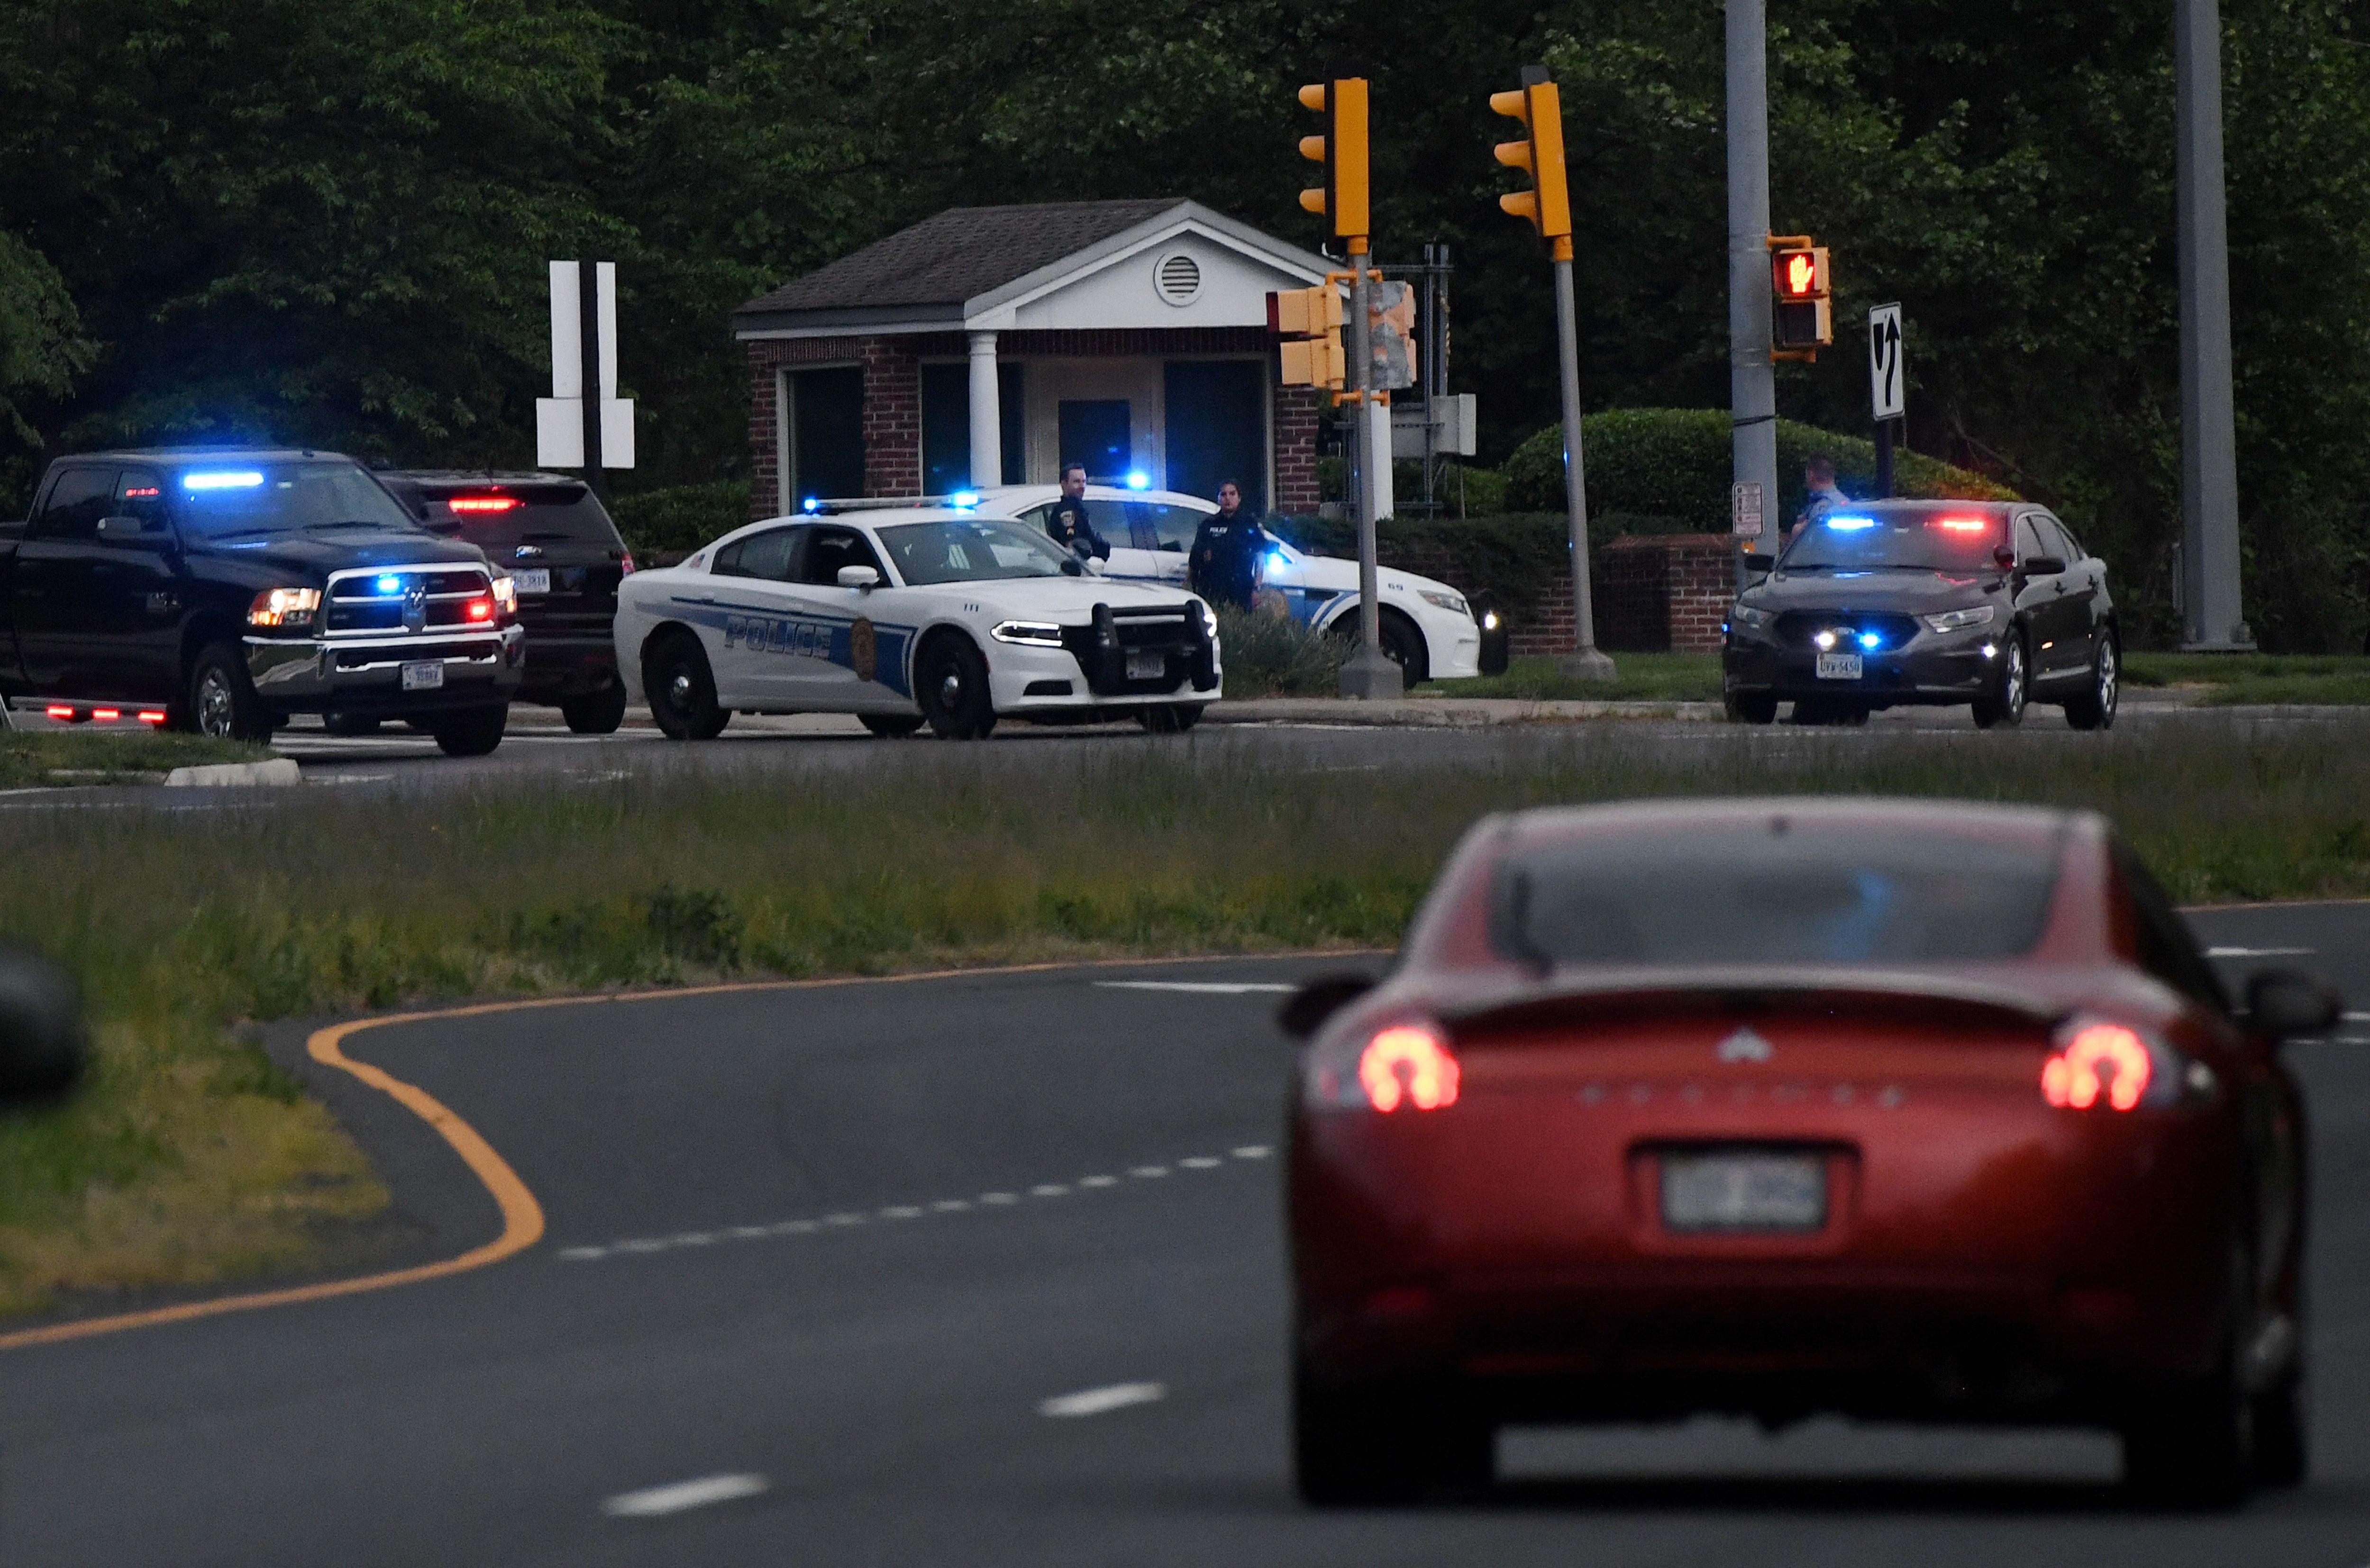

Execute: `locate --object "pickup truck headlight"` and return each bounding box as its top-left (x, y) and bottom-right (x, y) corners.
top-left (1923, 604), bottom-right (1997, 634)
top-left (246, 587), bottom-right (321, 629)
top-left (1418, 589), bottom-right (1469, 618)
top-left (491, 574), bottom-right (518, 620)
top-left (990, 619), bottom-right (1066, 647)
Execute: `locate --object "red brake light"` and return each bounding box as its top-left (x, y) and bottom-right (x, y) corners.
top-left (1358, 1025), bottom-right (1460, 1113)
top-left (620, 553), bottom-right (636, 576)
top-left (92, 708), bottom-right (119, 721)
top-left (137, 710), bottom-right (166, 725)
top-left (45, 705), bottom-right (73, 721)
top-left (465, 596), bottom-right (494, 622)
top-left (2042, 1023), bottom-right (2153, 1111)
top-left (447, 496), bottom-right (520, 514)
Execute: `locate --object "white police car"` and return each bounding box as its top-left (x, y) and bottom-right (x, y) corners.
top-left (984, 483), bottom-right (1486, 684)
top-left (614, 506), bottom-right (1221, 740)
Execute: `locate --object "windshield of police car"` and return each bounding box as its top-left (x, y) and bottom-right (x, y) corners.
top-left (1780, 510), bottom-right (2005, 572)
top-left (1494, 823), bottom-right (2061, 964)
top-left (879, 517), bottom-right (1075, 584)
top-left (171, 461), bottom-right (423, 536)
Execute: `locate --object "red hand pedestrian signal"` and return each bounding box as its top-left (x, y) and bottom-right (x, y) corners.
top-left (1772, 247), bottom-right (1827, 300)
top-left (1768, 242), bottom-right (1832, 351)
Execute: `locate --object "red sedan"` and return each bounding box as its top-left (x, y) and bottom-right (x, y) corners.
top-left (1283, 799), bottom-right (2338, 1506)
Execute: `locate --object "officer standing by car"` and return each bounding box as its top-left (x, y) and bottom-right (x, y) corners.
top-left (1187, 480), bottom-right (1270, 611)
top-left (1042, 463), bottom-right (1111, 562)
top-left (1790, 453), bottom-right (1850, 540)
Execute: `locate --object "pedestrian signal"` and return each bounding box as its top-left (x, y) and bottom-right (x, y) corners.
top-left (1367, 280), bottom-right (1418, 391)
top-left (1297, 77), bottom-right (1370, 242)
top-left (1267, 286), bottom-right (1346, 391)
top-left (1770, 242), bottom-right (1832, 350)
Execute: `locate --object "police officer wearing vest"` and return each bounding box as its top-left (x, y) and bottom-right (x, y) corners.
top-left (1187, 480), bottom-right (1270, 611)
top-left (1043, 462), bottom-right (1111, 561)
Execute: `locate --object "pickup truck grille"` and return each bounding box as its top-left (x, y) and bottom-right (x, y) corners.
top-left (322, 565), bottom-right (497, 636)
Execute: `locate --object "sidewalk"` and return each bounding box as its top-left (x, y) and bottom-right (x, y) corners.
top-left (1203, 697), bottom-right (1720, 726)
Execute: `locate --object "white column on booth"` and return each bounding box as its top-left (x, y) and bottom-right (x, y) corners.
top-left (967, 331), bottom-right (1001, 489)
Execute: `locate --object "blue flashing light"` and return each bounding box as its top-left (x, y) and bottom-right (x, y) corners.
top-left (374, 574), bottom-right (403, 595)
top-left (1858, 631), bottom-right (1882, 651)
top-left (949, 490), bottom-right (981, 509)
top-left (182, 470), bottom-right (264, 491)
top-left (1124, 470), bottom-right (1150, 490)
top-left (801, 496), bottom-right (821, 513)
top-left (1264, 549), bottom-right (1290, 573)
top-left (1823, 514), bottom-right (1878, 530)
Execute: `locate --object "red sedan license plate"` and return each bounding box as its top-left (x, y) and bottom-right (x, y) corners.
top-left (1660, 1151), bottom-right (1826, 1232)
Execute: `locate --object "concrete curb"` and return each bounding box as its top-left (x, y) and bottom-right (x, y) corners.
top-left (1203, 698), bottom-right (1722, 727)
top-left (164, 758), bottom-right (302, 788)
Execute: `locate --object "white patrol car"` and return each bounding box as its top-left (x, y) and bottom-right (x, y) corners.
top-left (982, 483), bottom-right (1488, 685)
top-left (614, 507), bottom-right (1221, 740)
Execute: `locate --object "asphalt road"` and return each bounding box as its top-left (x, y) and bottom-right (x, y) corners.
top-left (2, 910), bottom-right (2368, 1565)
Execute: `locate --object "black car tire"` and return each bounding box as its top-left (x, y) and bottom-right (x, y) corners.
top-left (1330, 607), bottom-right (1431, 687)
top-left (560, 683), bottom-right (629, 735)
top-left (643, 630), bottom-right (729, 741)
top-left (429, 704), bottom-right (508, 757)
top-left (2063, 628), bottom-right (2120, 731)
top-left (2123, 1242), bottom-right (2259, 1509)
top-left (916, 634), bottom-right (996, 740)
top-left (2253, 1364), bottom-right (2309, 1489)
top-left (187, 642), bottom-right (273, 743)
top-left (1293, 1365), bottom-right (1493, 1506)
top-left (1971, 627), bottom-right (2029, 730)
top-left (1138, 704), bottom-right (1204, 734)
top-left (1724, 691), bottom-right (1778, 725)
top-left (858, 713), bottom-right (926, 738)
top-left (322, 710), bottom-right (382, 737)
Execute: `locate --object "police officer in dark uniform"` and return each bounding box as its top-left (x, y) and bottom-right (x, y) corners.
top-left (1187, 480), bottom-right (1269, 611)
top-left (1042, 462), bottom-right (1110, 561)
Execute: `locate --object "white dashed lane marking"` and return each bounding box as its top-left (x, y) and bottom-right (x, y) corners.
top-left (601, 1473), bottom-right (770, 1518)
top-left (2206, 946), bottom-right (2317, 958)
top-left (1039, 1382), bottom-right (1167, 1419)
top-left (556, 1145), bottom-right (1274, 1263)
top-left (1092, 981), bottom-right (1299, 994)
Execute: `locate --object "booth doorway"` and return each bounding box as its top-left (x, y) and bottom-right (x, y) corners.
top-left (1163, 361), bottom-right (1266, 515)
top-left (1058, 400), bottom-right (1132, 484)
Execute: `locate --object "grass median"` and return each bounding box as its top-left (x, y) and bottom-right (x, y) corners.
top-left (0, 730), bottom-right (268, 788)
top-left (6, 721), bottom-right (2370, 1318)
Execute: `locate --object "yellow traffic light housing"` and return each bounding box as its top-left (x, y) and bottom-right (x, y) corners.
top-left (1489, 67), bottom-right (1572, 255)
top-left (1296, 76), bottom-right (1370, 244)
top-left (1267, 285), bottom-right (1346, 391)
top-left (1769, 237), bottom-right (1833, 354)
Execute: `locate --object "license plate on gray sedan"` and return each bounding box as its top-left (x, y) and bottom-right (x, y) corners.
top-left (1814, 653), bottom-right (1863, 680)
top-left (401, 661), bottom-right (445, 692)
top-left (1660, 1152), bottom-right (1826, 1232)
top-left (1126, 651), bottom-right (1166, 680)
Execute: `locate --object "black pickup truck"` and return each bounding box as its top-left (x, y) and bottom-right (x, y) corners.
top-left (0, 448), bottom-right (524, 754)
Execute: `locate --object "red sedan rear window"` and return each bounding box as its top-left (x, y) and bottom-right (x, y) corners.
top-left (1492, 824), bottom-right (2061, 965)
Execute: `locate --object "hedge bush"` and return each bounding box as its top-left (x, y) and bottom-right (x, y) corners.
top-left (607, 479), bottom-right (751, 560)
top-left (1502, 408), bottom-right (2015, 526)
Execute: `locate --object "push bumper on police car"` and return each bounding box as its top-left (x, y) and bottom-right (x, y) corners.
top-left (245, 562), bottom-right (526, 716)
top-left (1722, 608), bottom-right (1997, 708)
top-left (984, 599), bottom-right (1221, 714)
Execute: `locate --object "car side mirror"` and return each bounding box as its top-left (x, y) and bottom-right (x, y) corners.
top-left (2245, 968), bottom-right (2344, 1040)
top-left (1740, 549), bottom-right (1775, 572)
top-left (97, 514), bottom-right (164, 542)
top-left (0, 945), bottom-right (87, 1104)
top-left (836, 565), bottom-right (881, 590)
top-left (1993, 544), bottom-right (2017, 570)
top-left (1277, 972), bottom-right (1378, 1040)
top-left (1059, 557), bottom-right (1083, 576)
top-left (2025, 553), bottom-right (2066, 575)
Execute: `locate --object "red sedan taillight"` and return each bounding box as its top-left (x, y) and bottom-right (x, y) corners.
top-left (1307, 1021), bottom-right (1461, 1113)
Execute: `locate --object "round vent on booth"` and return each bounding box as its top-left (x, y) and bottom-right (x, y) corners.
top-left (1154, 252), bottom-right (1203, 307)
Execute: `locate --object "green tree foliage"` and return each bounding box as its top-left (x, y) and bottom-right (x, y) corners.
top-left (0, 0), bottom-right (2365, 644)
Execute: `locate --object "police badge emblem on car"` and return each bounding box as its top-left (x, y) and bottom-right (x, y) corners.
top-left (851, 617), bottom-right (877, 683)
top-left (402, 583), bottom-right (428, 633)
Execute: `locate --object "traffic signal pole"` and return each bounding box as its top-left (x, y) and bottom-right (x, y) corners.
top-left (1726, 0), bottom-right (1778, 594)
top-left (1549, 241), bottom-right (1612, 680)
top-left (1339, 241), bottom-right (1401, 698)
top-left (2175, 0), bottom-right (2252, 650)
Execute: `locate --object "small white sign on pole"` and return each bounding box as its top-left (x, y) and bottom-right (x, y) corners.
top-left (1868, 302), bottom-right (1905, 422)
top-left (537, 260), bottom-right (635, 470)
top-left (1731, 480), bottom-right (1764, 538)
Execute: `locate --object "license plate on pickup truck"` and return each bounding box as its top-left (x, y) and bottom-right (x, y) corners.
top-left (1660, 1151), bottom-right (1827, 1232)
top-left (401, 661), bottom-right (445, 692)
top-left (1814, 652), bottom-right (1863, 680)
top-left (511, 569), bottom-right (551, 595)
top-left (1125, 651), bottom-right (1167, 680)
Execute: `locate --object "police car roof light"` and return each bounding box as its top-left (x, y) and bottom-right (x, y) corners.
top-left (183, 471), bottom-right (264, 490)
top-left (1124, 471), bottom-right (1151, 490)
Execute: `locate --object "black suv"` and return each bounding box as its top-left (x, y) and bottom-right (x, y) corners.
top-left (0, 449), bottom-right (521, 753)
top-left (378, 471), bottom-right (632, 733)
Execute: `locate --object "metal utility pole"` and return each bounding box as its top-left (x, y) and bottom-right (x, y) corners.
top-left (1549, 245), bottom-right (1613, 679)
top-left (576, 263), bottom-right (605, 502)
top-left (2175, 0), bottom-right (2252, 649)
top-left (1727, 0), bottom-right (1778, 593)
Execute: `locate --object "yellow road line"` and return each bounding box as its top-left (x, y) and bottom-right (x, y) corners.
top-left (0, 951), bottom-right (1360, 1353)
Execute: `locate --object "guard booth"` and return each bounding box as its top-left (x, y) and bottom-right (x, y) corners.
top-left (733, 199), bottom-right (1336, 520)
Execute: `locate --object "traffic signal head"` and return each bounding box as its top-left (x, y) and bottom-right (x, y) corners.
top-left (1769, 242), bottom-right (1833, 350)
top-left (1267, 286), bottom-right (1346, 391)
top-left (1295, 77), bottom-right (1369, 241)
top-left (1488, 68), bottom-right (1571, 243)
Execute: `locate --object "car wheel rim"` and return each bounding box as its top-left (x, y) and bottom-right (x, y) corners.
top-left (197, 672), bottom-right (233, 737)
top-left (2099, 642), bottom-right (2118, 712)
top-left (2006, 642), bottom-right (2025, 713)
top-left (667, 669), bottom-right (694, 708)
top-left (938, 670), bottom-right (962, 707)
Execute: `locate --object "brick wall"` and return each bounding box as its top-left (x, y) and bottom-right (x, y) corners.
top-left (859, 338), bottom-right (922, 499)
top-left (1362, 527), bottom-right (1737, 657)
top-left (1274, 386), bottom-right (1322, 514)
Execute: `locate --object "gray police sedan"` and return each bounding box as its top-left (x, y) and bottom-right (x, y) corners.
top-left (1721, 500), bottom-right (2118, 729)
